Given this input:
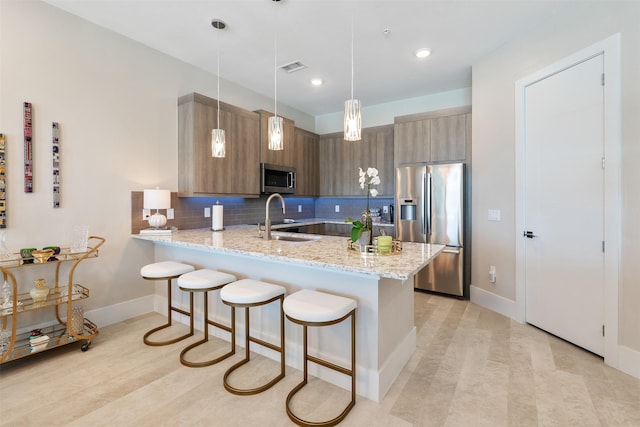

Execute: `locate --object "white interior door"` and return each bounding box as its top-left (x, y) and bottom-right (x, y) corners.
top-left (524, 54), bottom-right (604, 355)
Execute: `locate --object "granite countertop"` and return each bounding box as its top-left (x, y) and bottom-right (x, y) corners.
top-left (132, 226), bottom-right (442, 280)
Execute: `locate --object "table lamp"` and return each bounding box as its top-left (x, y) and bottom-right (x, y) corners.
top-left (144, 188), bottom-right (171, 229)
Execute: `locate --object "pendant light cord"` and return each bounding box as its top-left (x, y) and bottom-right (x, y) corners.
top-left (273, 2), bottom-right (278, 117)
top-left (216, 27), bottom-right (221, 128)
top-left (350, 15), bottom-right (354, 101)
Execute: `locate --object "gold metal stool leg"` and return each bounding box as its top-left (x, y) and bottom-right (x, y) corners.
top-left (223, 294), bottom-right (285, 395)
top-left (285, 309), bottom-right (356, 427)
top-left (180, 287), bottom-right (236, 367)
top-left (143, 276), bottom-right (194, 346)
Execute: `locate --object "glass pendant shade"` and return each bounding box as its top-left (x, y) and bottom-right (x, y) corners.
top-left (211, 128), bottom-right (226, 158)
top-left (344, 99), bottom-right (362, 141)
top-left (268, 115), bottom-right (284, 150)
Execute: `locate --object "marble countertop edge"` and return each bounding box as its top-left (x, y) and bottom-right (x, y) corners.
top-left (132, 226), bottom-right (442, 280)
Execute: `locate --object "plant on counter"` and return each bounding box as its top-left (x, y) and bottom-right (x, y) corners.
top-left (345, 167), bottom-right (380, 243)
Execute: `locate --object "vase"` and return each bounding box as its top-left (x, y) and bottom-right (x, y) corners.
top-left (70, 306), bottom-right (84, 335)
top-left (357, 231), bottom-right (371, 248)
top-left (29, 278), bottom-right (50, 303)
top-left (361, 210), bottom-right (373, 246)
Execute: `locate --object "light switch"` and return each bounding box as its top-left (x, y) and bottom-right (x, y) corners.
top-left (298, 205), bottom-right (302, 213)
top-left (488, 209), bottom-right (501, 221)
top-left (335, 205), bottom-right (340, 213)
top-left (204, 207), bottom-right (211, 218)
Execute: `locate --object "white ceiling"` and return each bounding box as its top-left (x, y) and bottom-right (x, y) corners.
top-left (44, 0), bottom-right (574, 117)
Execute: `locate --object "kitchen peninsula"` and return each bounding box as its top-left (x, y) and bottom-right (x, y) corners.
top-left (133, 226), bottom-right (444, 402)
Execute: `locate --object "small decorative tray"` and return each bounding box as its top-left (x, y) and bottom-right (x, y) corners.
top-left (347, 238), bottom-right (403, 256)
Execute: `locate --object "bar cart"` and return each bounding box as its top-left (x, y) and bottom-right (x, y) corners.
top-left (0, 236), bottom-right (105, 364)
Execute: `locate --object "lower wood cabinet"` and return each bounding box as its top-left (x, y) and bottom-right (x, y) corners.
top-left (178, 93), bottom-right (260, 197)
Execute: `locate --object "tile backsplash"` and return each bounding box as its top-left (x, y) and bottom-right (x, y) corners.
top-left (131, 192), bottom-right (393, 234)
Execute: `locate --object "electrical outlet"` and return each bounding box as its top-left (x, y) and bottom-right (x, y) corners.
top-left (335, 205), bottom-right (340, 213)
top-left (488, 209), bottom-right (501, 221)
top-left (142, 209), bottom-right (150, 220)
top-left (298, 205), bottom-right (302, 213)
top-left (166, 208), bottom-right (174, 220)
top-left (204, 207), bottom-right (211, 218)
top-left (383, 205), bottom-right (389, 213)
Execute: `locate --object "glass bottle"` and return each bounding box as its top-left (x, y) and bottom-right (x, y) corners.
top-left (1, 279), bottom-right (11, 307)
top-left (0, 229), bottom-right (11, 260)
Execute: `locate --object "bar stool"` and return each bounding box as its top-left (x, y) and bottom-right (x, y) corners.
top-left (177, 269), bottom-right (237, 367)
top-left (283, 289), bottom-right (357, 427)
top-left (220, 279), bottom-right (286, 395)
top-left (140, 260), bottom-right (195, 346)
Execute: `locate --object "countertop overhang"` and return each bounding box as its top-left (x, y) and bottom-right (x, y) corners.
top-left (132, 226), bottom-right (443, 280)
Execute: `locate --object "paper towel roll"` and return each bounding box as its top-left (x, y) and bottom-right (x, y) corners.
top-left (212, 204), bottom-right (224, 231)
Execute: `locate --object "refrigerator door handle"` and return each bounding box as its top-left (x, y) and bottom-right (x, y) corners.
top-left (442, 248), bottom-right (461, 255)
top-left (425, 172), bottom-right (432, 236)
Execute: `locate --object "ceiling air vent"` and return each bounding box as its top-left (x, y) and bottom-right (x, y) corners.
top-left (280, 61), bottom-right (307, 73)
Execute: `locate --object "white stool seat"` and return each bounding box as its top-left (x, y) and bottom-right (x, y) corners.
top-left (178, 269), bottom-right (236, 291)
top-left (141, 261), bottom-right (194, 279)
top-left (221, 279), bottom-right (285, 305)
top-left (283, 289), bottom-right (357, 323)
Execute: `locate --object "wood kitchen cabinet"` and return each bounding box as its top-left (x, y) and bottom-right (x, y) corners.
top-left (292, 127), bottom-right (319, 196)
top-left (178, 93), bottom-right (261, 197)
top-left (319, 125), bottom-right (394, 197)
top-left (257, 110), bottom-right (296, 167)
top-left (394, 106), bottom-right (471, 166)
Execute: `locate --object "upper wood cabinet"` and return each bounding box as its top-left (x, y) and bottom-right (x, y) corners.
top-left (178, 93), bottom-right (260, 197)
top-left (394, 106), bottom-right (471, 166)
top-left (257, 110), bottom-right (296, 167)
top-left (319, 125), bottom-right (394, 197)
top-left (292, 127), bottom-right (319, 196)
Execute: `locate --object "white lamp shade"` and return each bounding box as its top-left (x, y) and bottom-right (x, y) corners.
top-left (143, 189), bottom-right (171, 210)
top-left (212, 128), bottom-right (226, 158)
top-left (344, 99), bottom-right (362, 141)
top-left (268, 116), bottom-right (284, 151)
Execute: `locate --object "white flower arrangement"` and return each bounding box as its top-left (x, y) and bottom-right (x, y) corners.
top-left (346, 167), bottom-right (381, 242)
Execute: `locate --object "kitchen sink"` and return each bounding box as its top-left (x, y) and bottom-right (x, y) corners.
top-left (271, 232), bottom-right (320, 243)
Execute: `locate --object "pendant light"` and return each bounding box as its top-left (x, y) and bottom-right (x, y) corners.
top-left (211, 19), bottom-right (226, 158)
top-left (268, 0), bottom-right (284, 151)
top-left (344, 15), bottom-right (361, 141)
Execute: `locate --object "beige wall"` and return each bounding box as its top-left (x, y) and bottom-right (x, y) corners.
top-left (471, 1), bottom-right (640, 353)
top-left (0, 0), bottom-right (313, 325)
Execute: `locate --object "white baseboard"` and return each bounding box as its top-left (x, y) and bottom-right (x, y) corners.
top-left (15, 295), bottom-right (154, 336)
top-left (470, 285), bottom-right (640, 381)
top-left (86, 295), bottom-right (154, 328)
top-left (470, 285), bottom-right (517, 320)
top-left (377, 326), bottom-right (416, 403)
top-left (618, 345), bottom-right (640, 379)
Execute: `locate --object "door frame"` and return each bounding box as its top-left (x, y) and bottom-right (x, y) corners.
top-left (514, 34), bottom-right (621, 366)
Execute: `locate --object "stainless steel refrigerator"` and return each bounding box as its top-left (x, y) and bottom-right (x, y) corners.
top-left (395, 163), bottom-right (466, 297)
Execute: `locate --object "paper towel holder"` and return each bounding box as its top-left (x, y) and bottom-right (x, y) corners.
top-left (211, 200), bottom-right (225, 232)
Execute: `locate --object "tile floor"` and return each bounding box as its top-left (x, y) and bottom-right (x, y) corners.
top-left (1, 292), bottom-right (638, 426)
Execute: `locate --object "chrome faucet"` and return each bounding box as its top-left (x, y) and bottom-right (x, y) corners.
top-left (264, 193), bottom-right (285, 240)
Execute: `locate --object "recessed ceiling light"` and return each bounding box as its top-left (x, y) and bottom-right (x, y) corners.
top-left (415, 48), bottom-right (432, 59)
top-left (311, 78), bottom-right (323, 86)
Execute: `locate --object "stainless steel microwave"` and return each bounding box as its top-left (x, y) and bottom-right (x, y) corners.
top-left (261, 163), bottom-right (296, 194)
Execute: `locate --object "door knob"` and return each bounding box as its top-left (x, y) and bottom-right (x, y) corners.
top-left (523, 231), bottom-right (537, 238)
